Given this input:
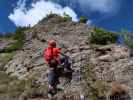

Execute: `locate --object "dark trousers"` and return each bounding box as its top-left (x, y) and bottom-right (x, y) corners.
top-left (47, 69), bottom-right (59, 87)
top-left (47, 56), bottom-right (73, 87)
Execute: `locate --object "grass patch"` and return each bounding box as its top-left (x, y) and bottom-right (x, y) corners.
top-left (0, 52), bottom-right (15, 71)
top-left (4, 40), bottom-right (23, 52)
top-left (0, 72), bottom-right (47, 100)
top-left (1, 52), bottom-right (15, 62)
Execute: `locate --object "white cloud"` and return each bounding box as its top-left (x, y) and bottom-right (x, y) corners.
top-left (51, 0), bottom-right (120, 14)
top-left (9, 0), bottom-right (121, 27)
top-left (77, 0), bottom-right (119, 14)
top-left (17, 0), bottom-right (26, 8)
top-left (8, 0), bottom-right (78, 27)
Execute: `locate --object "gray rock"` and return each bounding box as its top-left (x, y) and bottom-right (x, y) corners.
top-left (3, 15), bottom-right (133, 99)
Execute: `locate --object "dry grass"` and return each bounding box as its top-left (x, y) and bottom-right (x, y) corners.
top-left (0, 72), bottom-right (48, 100)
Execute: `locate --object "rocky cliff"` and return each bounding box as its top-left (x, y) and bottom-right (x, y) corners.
top-left (0, 14), bottom-right (133, 100)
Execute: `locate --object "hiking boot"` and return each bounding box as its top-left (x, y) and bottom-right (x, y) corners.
top-left (48, 88), bottom-right (56, 98)
top-left (48, 93), bottom-right (53, 99)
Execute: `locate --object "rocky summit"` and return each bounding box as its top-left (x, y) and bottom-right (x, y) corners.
top-left (0, 14), bottom-right (133, 100)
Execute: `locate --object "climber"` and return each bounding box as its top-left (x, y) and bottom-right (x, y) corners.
top-left (44, 39), bottom-right (72, 95)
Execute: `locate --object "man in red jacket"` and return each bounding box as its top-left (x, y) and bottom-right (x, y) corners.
top-left (44, 40), bottom-right (73, 95)
top-left (44, 40), bottom-right (61, 95)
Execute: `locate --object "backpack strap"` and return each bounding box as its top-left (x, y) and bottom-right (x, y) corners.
top-left (51, 47), bottom-right (54, 59)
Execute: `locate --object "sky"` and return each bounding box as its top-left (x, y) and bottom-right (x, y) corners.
top-left (0, 0), bottom-right (133, 34)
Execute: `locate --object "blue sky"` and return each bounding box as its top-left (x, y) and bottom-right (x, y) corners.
top-left (0, 0), bottom-right (133, 34)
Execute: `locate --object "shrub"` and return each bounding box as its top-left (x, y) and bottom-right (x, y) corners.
top-left (90, 28), bottom-right (117, 45)
top-left (79, 16), bottom-right (88, 23)
top-left (62, 13), bottom-right (72, 21)
top-left (46, 13), bottom-right (58, 19)
top-left (118, 30), bottom-right (133, 56)
top-left (119, 30), bottom-right (133, 49)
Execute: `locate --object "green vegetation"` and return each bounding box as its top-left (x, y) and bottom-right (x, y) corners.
top-left (41, 14), bottom-right (59, 22)
top-left (83, 64), bottom-right (106, 100)
top-left (0, 72), bottom-right (47, 100)
top-left (41, 13), bottom-right (72, 24)
top-left (90, 28), bottom-right (117, 45)
top-left (4, 27), bottom-right (29, 52)
top-left (46, 13), bottom-right (58, 19)
top-left (119, 30), bottom-right (133, 49)
top-left (0, 52), bottom-right (15, 71)
top-left (79, 16), bottom-right (88, 23)
top-left (1, 53), bottom-right (14, 62)
top-left (118, 30), bottom-right (133, 56)
top-left (61, 13), bottom-right (72, 22)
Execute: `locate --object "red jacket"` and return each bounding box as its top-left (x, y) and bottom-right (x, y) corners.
top-left (44, 47), bottom-right (61, 64)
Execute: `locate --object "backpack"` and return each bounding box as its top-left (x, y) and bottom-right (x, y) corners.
top-left (60, 54), bottom-right (72, 70)
top-left (44, 47), bottom-right (60, 66)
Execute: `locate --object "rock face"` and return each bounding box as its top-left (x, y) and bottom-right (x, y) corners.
top-left (92, 44), bottom-right (133, 99)
top-left (4, 15), bottom-right (133, 99)
top-left (5, 15), bottom-right (91, 95)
